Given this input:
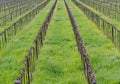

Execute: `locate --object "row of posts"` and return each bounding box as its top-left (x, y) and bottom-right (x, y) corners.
top-left (0, 0), bottom-right (39, 26)
top-left (14, 0), bottom-right (57, 84)
top-left (65, 0), bottom-right (96, 84)
top-left (80, 0), bottom-right (120, 21)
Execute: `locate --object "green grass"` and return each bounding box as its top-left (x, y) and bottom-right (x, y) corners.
top-left (76, 0), bottom-right (120, 29)
top-left (31, 0), bottom-right (87, 84)
top-left (0, 0), bottom-right (54, 83)
top-left (67, 0), bottom-right (120, 83)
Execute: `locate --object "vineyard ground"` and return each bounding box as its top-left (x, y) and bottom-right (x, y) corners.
top-left (0, 0), bottom-right (120, 84)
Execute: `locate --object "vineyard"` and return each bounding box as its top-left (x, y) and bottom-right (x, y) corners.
top-left (0, 0), bottom-right (120, 84)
